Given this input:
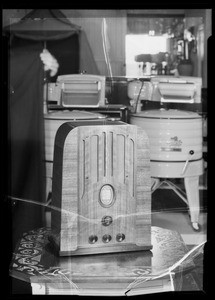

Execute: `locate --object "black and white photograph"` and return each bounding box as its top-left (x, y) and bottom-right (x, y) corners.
top-left (2, 6), bottom-right (211, 297)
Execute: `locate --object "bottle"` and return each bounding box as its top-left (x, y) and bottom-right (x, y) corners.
top-left (151, 63), bottom-right (157, 75)
top-left (157, 64), bottom-right (162, 75)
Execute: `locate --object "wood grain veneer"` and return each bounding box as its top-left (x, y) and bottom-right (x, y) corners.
top-left (51, 120), bottom-right (151, 256)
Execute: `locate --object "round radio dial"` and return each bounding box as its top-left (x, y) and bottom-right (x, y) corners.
top-left (99, 184), bottom-right (115, 207)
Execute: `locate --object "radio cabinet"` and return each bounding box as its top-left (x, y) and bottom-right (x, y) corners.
top-left (50, 120), bottom-right (152, 256)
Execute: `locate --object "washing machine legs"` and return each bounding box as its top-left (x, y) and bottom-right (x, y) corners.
top-left (151, 176), bottom-right (200, 231)
top-left (184, 176), bottom-right (200, 231)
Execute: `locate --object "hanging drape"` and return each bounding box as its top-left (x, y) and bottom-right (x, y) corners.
top-left (47, 34), bottom-right (80, 82)
top-left (4, 9), bottom-right (82, 247)
top-left (79, 31), bottom-right (100, 75)
top-left (8, 38), bottom-right (46, 245)
top-left (4, 9), bottom-right (99, 248)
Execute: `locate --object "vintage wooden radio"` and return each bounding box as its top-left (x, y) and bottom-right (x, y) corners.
top-left (49, 119), bottom-right (152, 256)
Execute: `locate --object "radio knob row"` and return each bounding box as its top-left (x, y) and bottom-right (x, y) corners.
top-left (88, 233), bottom-right (125, 244)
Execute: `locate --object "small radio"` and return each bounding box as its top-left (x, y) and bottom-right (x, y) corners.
top-left (49, 120), bottom-right (152, 256)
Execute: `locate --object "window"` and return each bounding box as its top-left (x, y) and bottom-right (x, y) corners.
top-left (125, 14), bottom-right (185, 77)
top-left (125, 34), bottom-right (168, 76)
top-left (125, 34), bottom-right (168, 77)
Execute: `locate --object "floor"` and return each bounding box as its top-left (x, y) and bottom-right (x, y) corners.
top-left (151, 184), bottom-right (207, 293)
top-left (151, 183), bottom-right (207, 246)
top-left (152, 210), bottom-right (207, 245)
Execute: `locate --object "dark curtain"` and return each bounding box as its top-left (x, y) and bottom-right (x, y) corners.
top-left (47, 31), bottom-right (99, 80)
top-left (47, 33), bottom-right (80, 82)
top-left (8, 37), bottom-right (46, 247)
top-left (79, 31), bottom-right (100, 75)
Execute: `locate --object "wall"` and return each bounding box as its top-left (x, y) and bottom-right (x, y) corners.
top-left (185, 9), bottom-right (212, 87)
top-left (3, 9), bottom-right (211, 85)
top-left (203, 9), bottom-right (212, 88)
top-left (3, 9), bottom-right (127, 77)
top-left (2, 9), bottom-right (32, 26)
top-left (61, 10), bottom-right (127, 76)
top-left (126, 9), bottom-right (185, 15)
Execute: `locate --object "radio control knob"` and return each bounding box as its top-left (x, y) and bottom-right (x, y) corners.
top-left (88, 235), bottom-right (98, 244)
top-left (116, 233), bottom-right (125, 242)
top-left (101, 216), bottom-right (113, 226)
top-left (102, 234), bottom-right (112, 243)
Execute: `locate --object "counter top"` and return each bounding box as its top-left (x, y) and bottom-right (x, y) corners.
top-left (9, 226), bottom-right (203, 295)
